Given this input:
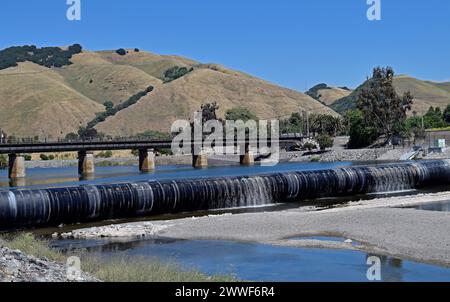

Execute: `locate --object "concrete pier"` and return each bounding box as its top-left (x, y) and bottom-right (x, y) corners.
top-left (8, 154), bottom-right (26, 179)
top-left (193, 152), bottom-right (208, 169)
top-left (78, 151), bottom-right (95, 176)
top-left (139, 149), bottom-right (155, 172)
top-left (240, 144), bottom-right (255, 166)
top-left (240, 150), bottom-right (255, 166)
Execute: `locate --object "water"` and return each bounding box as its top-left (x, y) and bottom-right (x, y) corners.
top-left (51, 238), bottom-right (450, 282)
top-left (288, 236), bottom-right (361, 246)
top-left (2, 160), bottom-right (450, 230)
top-left (0, 162), bottom-right (353, 189)
top-left (403, 200), bottom-right (450, 212)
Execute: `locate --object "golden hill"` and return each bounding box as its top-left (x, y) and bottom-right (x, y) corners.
top-left (306, 84), bottom-right (352, 106)
top-left (0, 47), bottom-right (337, 138)
top-left (95, 68), bottom-right (338, 136)
top-left (57, 52), bottom-right (162, 105)
top-left (330, 76), bottom-right (450, 115)
top-left (0, 62), bottom-right (104, 138)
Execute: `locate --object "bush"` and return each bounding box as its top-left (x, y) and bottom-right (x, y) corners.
top-left (317, 134), bottom-right (334, 151)
top-left (310, 156), bottom-right (321, 162)
top-left (65, 132), bottom-right (79, 141)
top-left (163, 66), bottom-right (193, 82)
top-left (40, 154), bottom-right (49, 161)
top-left (225, 107), bottom-right (259, 122)
top-left (116, 48), bottom-right (127, 56)
top-left (0, 154), bottom-right (7, 169)
top-left (134, 48), bottom-right (140, 52)
top-left (303, 142), bottom-right (317, 152)
top-left (96, 151), bottom-right (113, 158)
top-left (24, 154), bottom-right (32, 161)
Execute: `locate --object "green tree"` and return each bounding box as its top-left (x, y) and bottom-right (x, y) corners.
top-left (280, 113), bottom-right (303, 134)
top-left (317, 134), bottom-right (334, 151)
top-left (423, 106), bottom-right (446, 129)
top-left (347, 110), bottom-right (379, 148)
top-left (443, 105), bottom-right (450, 124)
top-left (357, 67), bottom-right (413, 143)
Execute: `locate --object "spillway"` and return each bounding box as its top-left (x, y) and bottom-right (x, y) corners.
top-left (1, 160), bottom-right (450, 229)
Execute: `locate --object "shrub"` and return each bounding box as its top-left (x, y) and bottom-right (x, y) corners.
top-left (163, 66), bottom-right (193, 82)
top-left (24, 154), bottom-right (32, 161)
top-left (317, 134), bottom-right (334, 151)
top-left (116, 48), bottom-right (127, 56)
top-left (310, 156), bottom-right (321, 162)
top-left (65, 132), bottom-right (79, 141)
top-left (303, 142), bottom-right (317, 152)
top-left (40, 154), bottom-right (49, 161)
top-left (96, 151), bottom-right (113, 158)
top-left (134, 48), bottom-right (140, 52)
top-left (0, 154), bottom-right (7, 168)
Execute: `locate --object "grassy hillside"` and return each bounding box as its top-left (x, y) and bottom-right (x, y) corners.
top-left (306, 84), bottom-right (352, 106)
top-left (0, 46), bottom-right (338, 138)
top-left (330, 76), bottom-right (450, 115)
top-left (96, 68), bottom-right (338, 136)
top-left (0, 62), bottom-right (104, 138)
top-left (57, 52), bottom-right (162, 105)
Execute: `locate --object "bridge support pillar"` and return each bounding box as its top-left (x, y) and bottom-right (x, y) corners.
top-left (193, 151), bottom-right (208, 169)
top-left (139, 149), bottom-right (155, 172)
top-left (78, 151), bottom-right (95, 176)
top-left (8, 154), bottom-right (26, 179)
top-left (240, 150), bottom-right (255, 166)
top-left (240, 143), bottom-right (255, 166)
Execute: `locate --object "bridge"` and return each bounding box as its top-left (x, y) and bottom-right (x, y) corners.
top-left (0, 136), bottom-right (304, 180)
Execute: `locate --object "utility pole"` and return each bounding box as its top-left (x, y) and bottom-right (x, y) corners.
top-left (302, 110), bottom-right (310, 138)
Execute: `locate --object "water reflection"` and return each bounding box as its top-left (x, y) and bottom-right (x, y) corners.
top-left (404, 200), bottom-right (450, 212)
top-left (51, 238), bottom-right (450, 282)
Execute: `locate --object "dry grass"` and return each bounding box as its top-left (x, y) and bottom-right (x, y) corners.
top-left (96, 68), bottom-right (338, 136)
top-left (315, 87), bottom-right (352, 106)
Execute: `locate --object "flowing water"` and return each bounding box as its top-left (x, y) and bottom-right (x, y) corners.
top-left (1, 160), bottom-right (450, 229)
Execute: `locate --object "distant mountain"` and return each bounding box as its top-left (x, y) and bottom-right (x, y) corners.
top-left (305, 83), bottom-right (352, 106)
top-left (330, 76), bottom-right (450, 115)
top-left (0, 46), bottom-right (338, 138)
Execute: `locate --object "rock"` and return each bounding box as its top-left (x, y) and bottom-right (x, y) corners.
top-left (0, 247), bottom-right (99, 282)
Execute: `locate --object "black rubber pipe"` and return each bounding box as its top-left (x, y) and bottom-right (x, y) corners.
top-left (0, 160), bottom-right (449, 229)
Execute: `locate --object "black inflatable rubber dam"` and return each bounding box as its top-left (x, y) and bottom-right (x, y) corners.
top-left (1, 160), bottom-right (450, 229)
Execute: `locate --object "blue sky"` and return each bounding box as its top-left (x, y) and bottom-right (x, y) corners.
top-left (0, 0), bottom-right (449, 90)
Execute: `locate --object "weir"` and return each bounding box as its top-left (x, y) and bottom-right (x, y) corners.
top-left (0, 160), bottom-right (449, 229)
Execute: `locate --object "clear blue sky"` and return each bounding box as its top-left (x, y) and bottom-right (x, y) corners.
top-left (0, 0), bottom-right (449, 90)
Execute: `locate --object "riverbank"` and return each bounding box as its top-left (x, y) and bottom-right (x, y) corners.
top-left (0, 234), bottom-right (237, 282)
top-left (66, 191), bottom-right (450, 268)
